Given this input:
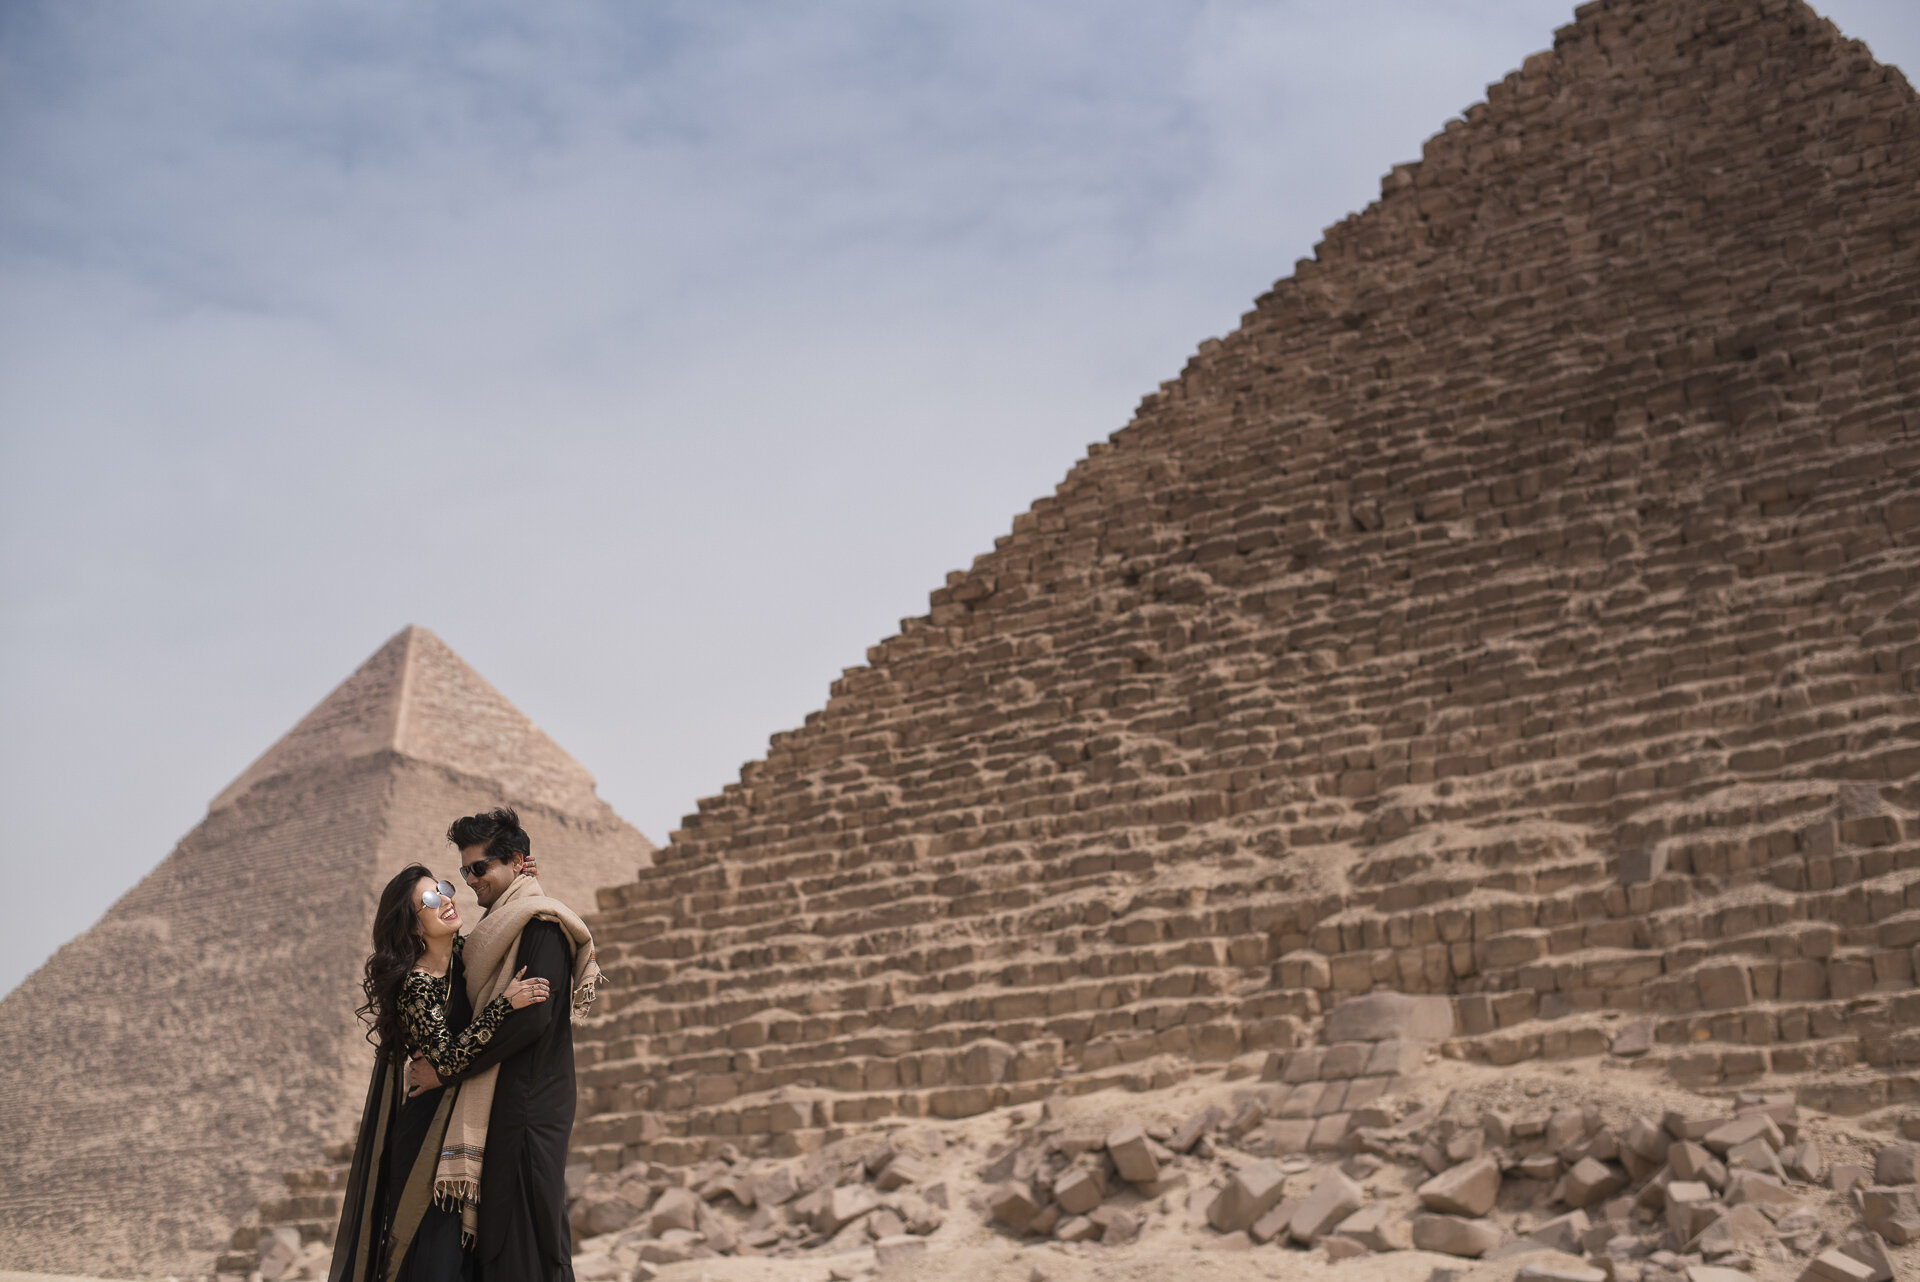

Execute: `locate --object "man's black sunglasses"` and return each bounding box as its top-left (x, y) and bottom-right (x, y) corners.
top-left (459, 853), bottom-right (507, 882)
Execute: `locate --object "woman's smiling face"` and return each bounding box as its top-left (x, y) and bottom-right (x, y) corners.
top-left (413, 876), bottom-right (461, 942)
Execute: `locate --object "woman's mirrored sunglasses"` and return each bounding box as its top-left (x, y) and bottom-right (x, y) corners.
top-left (418, 880), bottom-right (458, 910)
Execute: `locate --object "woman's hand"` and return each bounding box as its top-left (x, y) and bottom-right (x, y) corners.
top-left (407, 1057), bottom-right (443, 1098)
top-left (505, 965), bottom-right (551, 1010)
top-left (521, 852), bottom-right (539, 878)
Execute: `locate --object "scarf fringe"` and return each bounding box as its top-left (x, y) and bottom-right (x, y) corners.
top-left (434, 1175), bottom-right (480, 1246)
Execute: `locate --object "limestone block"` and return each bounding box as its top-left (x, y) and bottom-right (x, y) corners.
top-left (1692, 1202), bottom-right (1770, 1256)
top-left (1728, 1174), bottom-right (1797, 1212)
top-left (1562, 1157), bottom-right (1628, 1208)
top-left (1784, 1138), bottom-right (1825, 1183)
top-left (1309, 1112), bottom-right (1352, 1151)
top-left (1834, 1231), bottom-right (1895, 1282)
top-left (579, 1195), bottom-right (638, 1236)
top-left (1725, 1136), bottom-right (1784, 1177)
top-left (1704, 1114), bottom-right (1783, 1155)
top-left (1808, 1249), bottom-right (1879, 1282)
top-left (650, 1187), bottom-right (699, 1234)
top-left (1282, 1048), bottom-right (1326, 1084)
top-left (1248, 1197), bottom-right (1300, 1245)
top-left (1088, 1205), bottom-right (1140, 1244)
top-left (1410, 1213), bottom-right (1504, 1257)
top-left (987, 1181), bottom-right (1040, 1231)
top-left (1169, 1106), bottom-right (1221, 1152)
top-left (1664, 1180), bottom-right (1720, 1241)
top-left (1419, 1155), bottom-right (1500, 1217)
top-left (1861, 1185), bottom-right (1919, 1241)
top-left (1623, 1117), bottom-right (1670, 1164)
top-left (1619, 845), bottom-right (1667, 884)
top-left (1289, 1170), bottom-right (1366, 1243)
top-left (1053, 1215), bottom-right (1097, 1243)
top-left (1664, 1113), bottom-right (1719, 1142)
top-left (1526, 1209), bottom-right (1590, 1254)
top-left (1324, 1235), bottom-right (1367, 1260)
top-left (957, 1039), bottom-right (1016, 1085)
top-left (815, 1185), bottom-right (878, 1234)
top-left (1545, 1109), bottom-right (1587, 1153)
top-left (1321, 1042), bottom-right (1370, 1079)
top-left (1208, 1159), bottom-right (1288, 1234)
top-left (1695, 962), bottom-right (1751, 1010)
top-left (1052, 1168), bottom-right (1101, 1216)
top-left (1669, 1141), bottom-right (1717, 1181)
top-left (1325, 993), bottom-right (1454, 1044)
top-left (1611, 1019), bottom-right (1653, 1057)
top-left (1106, 1123), bottom-right (1160, 1184)
top-left (1875, 1143), bottom-right (1918, 1184)
top-left (873, 1235), bottom-right (927, 1271)
top-left (1335, 1202), bottom-right (1410, 1251)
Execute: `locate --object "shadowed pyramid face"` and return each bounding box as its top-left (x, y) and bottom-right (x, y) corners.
top-left (0, 626), bottom-right (653, 1277)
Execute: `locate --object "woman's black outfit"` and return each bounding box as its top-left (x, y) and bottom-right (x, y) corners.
top-left (330, 936), bottom-right (513, 1282)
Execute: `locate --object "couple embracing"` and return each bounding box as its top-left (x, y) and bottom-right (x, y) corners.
top-left (330, 808), bottom-right (601, 1282)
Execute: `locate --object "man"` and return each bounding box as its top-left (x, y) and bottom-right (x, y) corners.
top-left (407, 807), bottom-right (600, 1282)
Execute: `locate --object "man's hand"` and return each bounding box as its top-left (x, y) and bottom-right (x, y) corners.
top-left (407, 1057), bottom-right (444, 1098)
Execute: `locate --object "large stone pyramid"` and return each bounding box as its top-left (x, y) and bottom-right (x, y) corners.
top-left (0, 626), bottom-right (653, 1276)
top-left (565, 0), bottom-right (1919, 1174)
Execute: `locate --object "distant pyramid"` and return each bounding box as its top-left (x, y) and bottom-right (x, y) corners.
top-left (0, 627), bottom-right (654, 1276)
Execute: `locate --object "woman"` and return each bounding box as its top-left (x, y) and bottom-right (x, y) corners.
top-left (330, 864), bottom-right (549, 1282)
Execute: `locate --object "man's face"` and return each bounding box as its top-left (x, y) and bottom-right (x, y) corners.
top-left (461, 844), bottom-right (524, 909)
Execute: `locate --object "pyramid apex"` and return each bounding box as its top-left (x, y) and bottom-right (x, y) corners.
top-left (209, 627), bottom-right (603, 816)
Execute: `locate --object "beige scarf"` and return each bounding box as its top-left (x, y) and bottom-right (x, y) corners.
top-left (434, 873), bottom-right (602, 1244)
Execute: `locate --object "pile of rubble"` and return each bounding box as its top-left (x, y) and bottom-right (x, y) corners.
top-left (980, 1061), bottom-right (1917, 1282)
top-left (565, 1131), bottom-right (950, 1278)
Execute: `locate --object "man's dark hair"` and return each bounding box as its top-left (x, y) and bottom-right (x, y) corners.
top-left (448, 806), bottom-right (531, 864)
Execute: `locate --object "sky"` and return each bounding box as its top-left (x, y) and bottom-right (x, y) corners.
top-left (2, 0), bottom-right (1915, 998)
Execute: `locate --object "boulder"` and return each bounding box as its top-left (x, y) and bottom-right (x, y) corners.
top-left (1106, 1123), bottom-right (1160, 1184)
top-left (1808, 1248), bottom-right (1880, 1282)
top-left (1418, 1155), bottom-right (1500, 1217)
top-left (650, 1187), bottom-right (699, 1235)
top-left (1053, 1168), bottom-right (1102, 1215)
top-left (1562, 1157), bottom-right (1628, 1208)
top-left (1664, 1180), bottom-right (1720, 1241)
top-left (1053, 1215), bottom-right (1098, 1243)
top-left (1875, 1143), bottom-right (1918, 1185)
top-left (1861, 1185), bottom-right (1920, 1244)
top-left (1249, 1197), bottom-right (1300, 1245)
top-left (1623, 1117), bottom-right (1670, 1165)
top-left (1335, 1202), bottom-right (1410, 1251)
top-left (815, 1185), bottom-right (878, 1234)
top-left (1207, 1159), bottom-right (1287, 1233)
top-left (1289, 1170), bottom-right (1366, 1243)
top-left (1703, 1115), bottom-right (1782, 1155)
top-left (1526, 1209), bottom-right (1590, 1255)
top-left (988, 1181), bottom-right (1040, 1232)
top-left (1410, 1214), bottom-right (1504, 1257)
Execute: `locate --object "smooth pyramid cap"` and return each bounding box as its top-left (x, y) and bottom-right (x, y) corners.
top-left (209, 626), bottom-right (603, 816)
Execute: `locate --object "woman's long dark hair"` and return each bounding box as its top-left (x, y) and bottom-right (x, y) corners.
top-left (357, 863), bottom-right (436, 1055)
